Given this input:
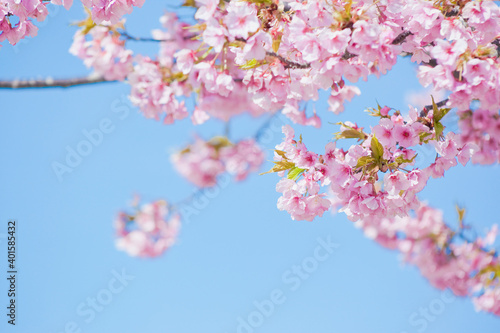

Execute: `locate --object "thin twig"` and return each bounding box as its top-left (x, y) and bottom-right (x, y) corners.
top-left (119, 31), bottom-right (197, 43)
top-left (119, 31), bottom-right (170, 43)
top-left (0, 75), bottom-right (116, 89)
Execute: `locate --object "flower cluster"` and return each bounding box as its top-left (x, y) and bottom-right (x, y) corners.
top-left (171, 136), bottom-right (265, 187)
top-left (168, 0), bottom-right (500, 125)
top-left (81, 0), bottom-right (145, 24)
top-left (0, 0), bottom-right (149, 48)
top-left (70, 23), bottom-right (133, 81)
top-left (356, 204), bottom-right (500, 316)
top-left (415, 1), bottom-right (500, 113)
top-left (269, 107), bottom-right (428, 222)
top-left (127, 55), bottom-right (189, 123)
top-left (63, 0), bottom-right (500, 131)
top-left (265, 96), bottom-right (500, 314)
top-left (269, 93), bottom-right (498, 221)
top-left (115, 198), bottom-right (180, 258)
top-left (0, 0), bottom-right (51, 46)
top-left (455, 108), bottom-right (500, 165)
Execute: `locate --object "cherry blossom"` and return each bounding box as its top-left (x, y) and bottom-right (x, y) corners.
top-left (171, 136), bottom-right (265, 187)
top-left (115, 199), bottom-right (180, 258)
top-left (0, 0), bottom-right (48, 46)
top-left (357, 203), bottom-right (500, 316)
top-left (81, 0), bottom-right (145, 25)
top-left (70, 24), bottom-right (133, 81)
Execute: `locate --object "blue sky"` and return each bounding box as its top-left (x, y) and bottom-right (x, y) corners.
top-left (0, 2), bottom-right (499, 333)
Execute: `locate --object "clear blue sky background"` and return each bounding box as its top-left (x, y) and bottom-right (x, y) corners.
top-left (0, 2), bottom-right (499, 332)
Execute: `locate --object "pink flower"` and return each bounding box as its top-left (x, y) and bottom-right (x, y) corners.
top-left (282, 103), bottom-right (322, 128)
top-left (328, 85), bottom-right (361, 114)
top-left (202, 19), bottom-right (226, 52)
top-left (191, 107), bottom-right (210, 125)
top-left (219, 139), bottom-right (265, 181)
top-left (473, 289), bottom-right (500, 316)
top-left (425, 157), bottom-right (457, 178)
top-left (276, 177), bottom-right (331, 222)
top-left (196, 82), bottom-right (265, 121)
top-left (433, 133), bottom-right (459, 159)
top-left (194, 61), bottom-right (217, 92)
top-left (373, 118), bottom-right (396, 147)
top-left (83, 0), bottom-right (130, 24)
top-left (224, 1), bottom-right (259, 39)
top-left (171, 138), bottom-right (225, 187)
top-left (393, 124), bottom-right (419, 147)
top-left (69, 27), bottom-right (133, 81)
top-left (51, 0), bottom-right (73, 10)
top-left (172, 137), bottom-right (265, 187)
top-left (430, 39), bottom-right (468, 68)
top-left (406, 169), bottom-right (428, 193)
top-left (296, 150), bottom-right (318, 169)
top-left (215, 72), bottom-right (235, 97)
top-left (295, 33), bottom-right (322, 62)
top-left (319, 28), bottom-right (350, 55)
top-left (457, 142), bottom-right (479, 166)
top-left (175, 49), bottom-right (196, 74)
top-left (239, 31), bottom-right (272, 61)
top-left (384, 171), bottom-right (411, 195)
top-left (128, 56), bottom-right (189, 123)
top-left (194, 0), bottom-right (218, 21)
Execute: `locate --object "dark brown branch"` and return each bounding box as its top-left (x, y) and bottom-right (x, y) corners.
top-left (420, 98), bottom-right (449, 117)
top-left (492, 38), bottom-right (500, 56)
top-left (422, 58), bottom-right (438, 67)
top-left (0, 75), bottom-right (116, 89)
top-left (341, 50), bottom-right (357, 60)
top-left (391, 31), bottom-right (413, 45)
top-left (265, 51), bottom-right (311, 69)
top-left (235, 36), bottom-right (311, 69)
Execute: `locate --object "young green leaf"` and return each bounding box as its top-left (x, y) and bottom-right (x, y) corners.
top-left (371, 136), bottom-right (384, 161)
top-left (287, 167), bottom-right (306, 181)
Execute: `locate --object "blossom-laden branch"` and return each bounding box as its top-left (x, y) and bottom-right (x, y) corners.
top-left (3, 0), bottom-right (500, 318)
top-left (358, 203), bottom-right (500, 316)
top-left (262, 103), bottom-right (499, 313)
top-left (70, 0), bottom-right (500, 318)
top-left (0, 0), bottom-right (146, 48)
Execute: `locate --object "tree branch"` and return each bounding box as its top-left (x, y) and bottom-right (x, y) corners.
top-left (265, 51), bottom-right (311, 69)
top-left (0, 75), bottom-right (116, 89)
top-left (420, 98), bottom-right (449, 117)
top-left (119, 31), bottom-right (197, 43)
top-left (119, 31), bottom-right (169, 43)
top-left (341, 50), bottom-right (357, 60)
top-left (391, 31), bottom-right (413, 45)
